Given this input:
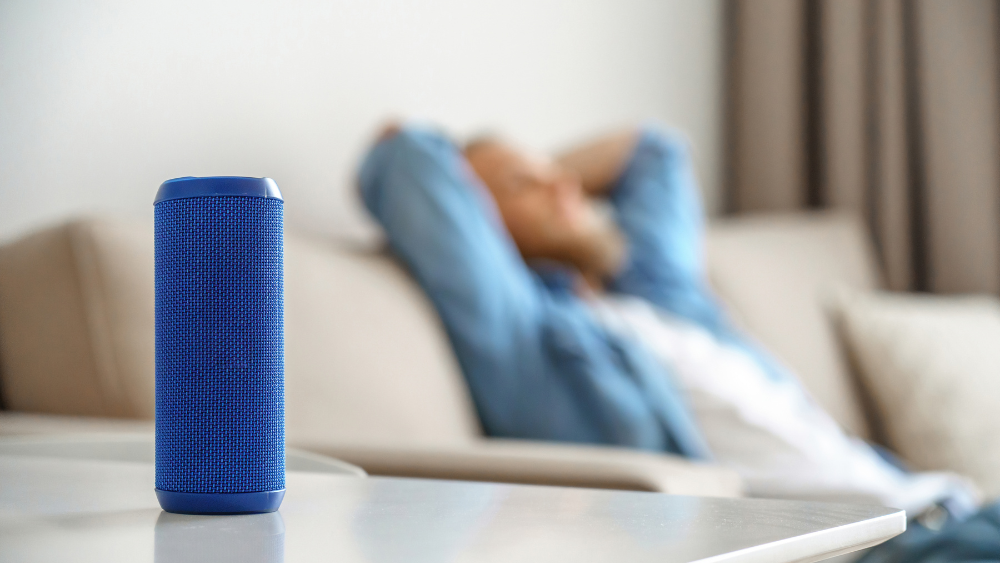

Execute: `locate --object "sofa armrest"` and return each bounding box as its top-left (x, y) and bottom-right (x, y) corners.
top-left (307, 439), bottom-right (742, 497)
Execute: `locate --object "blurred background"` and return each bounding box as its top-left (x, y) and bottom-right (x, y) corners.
top-left (5, 0), bottom-right (998, 297)
top-left (0, 0), bottom-right (724, 239)
top-left (3, 0), bottom-right (997, 297)
top-left (2, 0), bottom-right (1000, 522)
top-left (728, 0), bottom-right (1000, 295)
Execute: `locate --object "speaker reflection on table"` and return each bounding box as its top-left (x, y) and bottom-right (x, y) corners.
top-left (153, 176), bottom-right (286, 515)
top-left (154, 512), bottom-right (285, 563)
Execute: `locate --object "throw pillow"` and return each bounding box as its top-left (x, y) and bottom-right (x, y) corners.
top-left (835, 291), bottom-right (1000, 498)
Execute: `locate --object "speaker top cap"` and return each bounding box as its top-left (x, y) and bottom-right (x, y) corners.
top-left (155, 176), bottom-right (283, 204)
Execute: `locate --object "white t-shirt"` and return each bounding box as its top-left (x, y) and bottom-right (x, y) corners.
top-left (589, 294), bottom-right (979, 517)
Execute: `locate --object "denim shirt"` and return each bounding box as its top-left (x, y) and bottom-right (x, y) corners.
top-left (358, 125), bottom-right (724, 459)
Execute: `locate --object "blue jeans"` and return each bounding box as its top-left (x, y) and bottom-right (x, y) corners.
top-left (859, 501), bottom-right (1000, 563)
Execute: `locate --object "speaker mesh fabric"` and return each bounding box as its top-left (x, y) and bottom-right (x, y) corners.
top-left (155, 196), bottom-right (284, 494)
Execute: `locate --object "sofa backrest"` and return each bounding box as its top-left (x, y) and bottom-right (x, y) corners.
top-left (0, 218), bottom-right (480, 447)
top-left (705, 212), bottom-right (881, 440)
top-left (0, 219), bottom-right (156, 419)
top-left (0, 211), bottom-right (880, 445)
top-left (282, 233), bottom-right (480, 446)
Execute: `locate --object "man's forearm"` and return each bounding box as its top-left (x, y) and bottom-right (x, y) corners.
top-left (556, 128), bottom-right (640, 195)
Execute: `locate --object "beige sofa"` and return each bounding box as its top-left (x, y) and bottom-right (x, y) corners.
top-left (0, 211), bottom-right (880, 497)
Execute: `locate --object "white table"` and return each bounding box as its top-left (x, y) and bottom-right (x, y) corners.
top-left (0, 435), bottom-right (905, 563)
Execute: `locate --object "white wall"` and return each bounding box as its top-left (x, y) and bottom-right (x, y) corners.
top-left (0, 0), bottom-right (723, 242)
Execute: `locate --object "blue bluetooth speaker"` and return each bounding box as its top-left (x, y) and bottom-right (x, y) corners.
top-left (154, 176), bottom-right (285, 514)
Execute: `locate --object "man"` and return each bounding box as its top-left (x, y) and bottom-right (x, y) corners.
top-left (359, 123), bottom-right (998, 561)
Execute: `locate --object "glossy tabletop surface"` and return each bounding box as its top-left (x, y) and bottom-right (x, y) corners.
top-left (0, 435), bottom-right (905, 563)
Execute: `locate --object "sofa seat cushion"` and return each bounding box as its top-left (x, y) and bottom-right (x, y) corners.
top-left (0, 411), bottom-right (741, 497)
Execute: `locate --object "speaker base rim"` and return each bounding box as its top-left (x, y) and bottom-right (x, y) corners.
top-left (155, 488), bottom-right (285, 515)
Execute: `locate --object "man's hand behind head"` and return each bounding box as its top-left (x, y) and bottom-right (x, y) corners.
top-left (464, 138), bottom-right (625, 287)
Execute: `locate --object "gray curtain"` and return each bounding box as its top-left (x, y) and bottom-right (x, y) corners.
top-left (726, 0), bottom-right (1000, 293)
